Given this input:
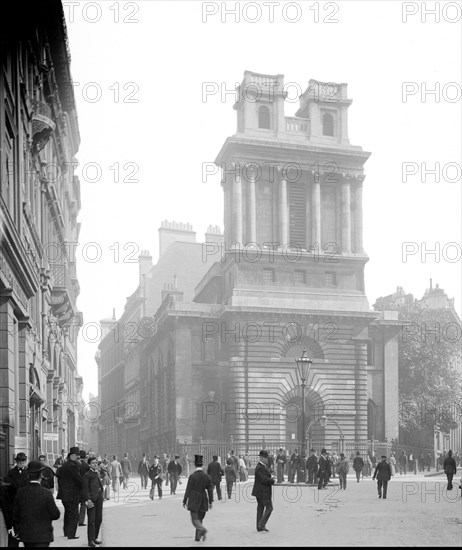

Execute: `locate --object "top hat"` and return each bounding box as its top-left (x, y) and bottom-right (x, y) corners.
top-left (27, 460), bottom-right (46, 474)
top-left (15, 452), bottom-right (27, 461)
top-left (194, 454), bottom-right (203, 465)
top-left (259, 450), bottom-right (269, 458)
top-left (69, 447), bottom-right (80, 456)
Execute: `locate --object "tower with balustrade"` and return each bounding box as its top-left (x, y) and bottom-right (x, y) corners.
top-left (191, 70), bottom-right (401, 450)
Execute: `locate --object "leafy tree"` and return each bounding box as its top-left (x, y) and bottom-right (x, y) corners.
top-left (374, 295), bottom-right (462, 435)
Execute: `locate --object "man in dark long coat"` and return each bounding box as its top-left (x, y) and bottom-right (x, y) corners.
top-left (317, 449), bottom-right (330, 489)
top-left (83, 456), bottom-right (104, 547)
top-left (206, 456), bottom-right (224, 501)
top-left (372, 455), bottom-right (392, 499)
top-left (3, 451), bottom-right (30, 538)
top-left (57, 446), bottom-right (82, 539)
top-left (78, 450), bottom-right (90, 527)
top-left (306, 449), bottom-right (318, 485)
top-left (137, 454), bottom-right (150, 490)
top-left (183, 454), bottom-right (213, 542)
top-left (167, 455), bottom-right (183, 495)
top-left (13, 460), bottom-right (60, 547)
top-left (443, 449), bottom-right (457, 490)
top-left (251, 450), bottom-right (275, 532)
top-left (275, 448), bottom-right (287, 483)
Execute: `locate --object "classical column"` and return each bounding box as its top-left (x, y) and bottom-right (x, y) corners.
top-left (305, 175), bottom-right (311, 249)
top-left (354, 180), bottom-right (363, 253)
top-left (223, 180), bottom-right (230, 246)
top-left (278, 174), bottom-right (288, 247)
top-left (233, 171), bottom-right (243, 245)
top-left (311, 175), bottom-right (321, 247)
top-left (247, 174), bottom-right (256, 243)
top-left (341, 179), bottom-right (351, 253)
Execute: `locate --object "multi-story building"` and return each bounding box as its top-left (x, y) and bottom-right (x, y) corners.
top-left (97, 223), bottom-right (221, 459)
top-left (0, 0), bottom-right (83, 474)
top-left (99, 71), bottom-right (401, 462)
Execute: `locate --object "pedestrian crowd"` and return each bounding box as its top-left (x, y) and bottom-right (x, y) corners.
top-left (1, 445), bottom-right (459, 545)
top-left (0, 447), bottom-right (107, 547)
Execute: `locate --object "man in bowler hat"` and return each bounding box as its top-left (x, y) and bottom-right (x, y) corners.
top-left (57, 447), bottom-right (82, 539)
top-left (183, 454), bottom-right (213, 542)
top-left (251, 450), bottom-right (275, 532)
top-left (372, 455), bottom-right (392, 499)
top-left (13, 460), bottom-right (60, 547)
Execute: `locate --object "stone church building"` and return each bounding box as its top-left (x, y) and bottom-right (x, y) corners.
top-left (99, 71), bottom-right (400, 459)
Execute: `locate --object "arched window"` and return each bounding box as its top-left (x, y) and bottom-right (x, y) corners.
top-left (258, 105), bottom-right (271, 129)
top-left (322, 112), bottom-right (334, 136)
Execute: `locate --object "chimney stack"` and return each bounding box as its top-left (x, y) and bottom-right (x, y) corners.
top-left (158, 220), bottom-right (196, 256)
top-left (138, 250), bottom-right (153, 283)
top-left (204, 224), bottom-right (224, 248)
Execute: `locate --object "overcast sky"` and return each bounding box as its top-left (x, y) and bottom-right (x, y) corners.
top-left (62, 0), bottom-right (461, 400)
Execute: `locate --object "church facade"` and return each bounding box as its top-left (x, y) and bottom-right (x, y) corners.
top-left (100, 71), bottom-right (401, 459)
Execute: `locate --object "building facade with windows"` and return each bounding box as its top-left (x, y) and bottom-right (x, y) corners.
top-left (98, 72), bottom-right (401, 458)
top-left (0, 0), bottom-right (83, 475)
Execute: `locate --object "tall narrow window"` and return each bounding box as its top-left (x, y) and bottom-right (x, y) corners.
top-left (322, 112), bottom-right (334, 136)
top-left (258, 105), bottom-right (271, 129)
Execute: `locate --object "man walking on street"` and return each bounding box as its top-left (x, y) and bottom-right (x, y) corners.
top-left (443, 450), bottom-right (457, 490)
top-left (207, 456), bottom-right (224, 501)
top-left (338, 453), bottom-right (349, 490)
top-left (120, 453), bottom-right (132, 490)
top-left (56, 446), bottom-right (82, 540)
top-left (353, 451), bottom-right (364, 483)
top-left (252, 450), bottom-right (275, 533)
top-left (306, 449), bottom-right (318, 485)
top-left (83, 456), bottom-right (104, 547)
top-left (13, 460), bottom-right (60, 547)
top-left (149, 456), bottom-right (164, 500)
top-left (161, 454), bottom-right (170, 488)
top-left (168, 455), bottom-right (182, 495)
top-left (183, 454), bottom-right (213, 542)
top-left (138, 454), bottom-right (150, 490)
top-left (372, 455), bottom-right (392, 499)
top-left (275, 448), bottom-right (286, 483)
top-left (110, 456), bottom-right (122, 497)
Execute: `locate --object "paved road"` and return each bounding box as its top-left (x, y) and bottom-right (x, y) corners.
top-left (51, 473), bottom-right (461, 547)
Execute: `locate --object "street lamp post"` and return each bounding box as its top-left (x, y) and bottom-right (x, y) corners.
top-left (295, 347), bottom-right (313, 459)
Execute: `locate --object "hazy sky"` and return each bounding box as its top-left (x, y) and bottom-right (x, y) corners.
top-left (62, 0), bottom-right (461, 400)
